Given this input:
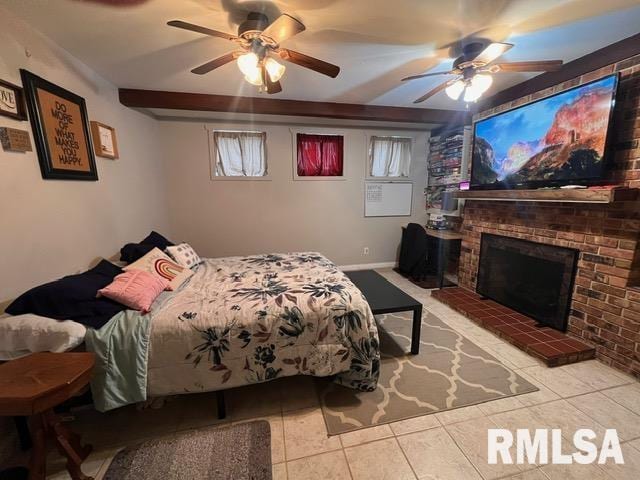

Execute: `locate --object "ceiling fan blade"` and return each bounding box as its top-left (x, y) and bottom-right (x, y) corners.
top-left (401, 71), bottom-right (454, 82)
top-left (278, 49), bottom-right (340, 78)
top-left (260, 14), bottom-right (305, 45)
top-left (493, 60), bottom-right (563, 72)
top-left (413, 81), bottom-right (450, 104)
top-left (191, 52), bottom-right (236, 75)
top-left (167, 20), bottom-right (236, 41)
top-left (473, 42), bottom-right (514, 65)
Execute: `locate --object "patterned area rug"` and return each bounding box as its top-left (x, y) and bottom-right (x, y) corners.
top-left (320, 312), bottom-right (538, 435)
top-left (103, 421), bottom-right (271, 480)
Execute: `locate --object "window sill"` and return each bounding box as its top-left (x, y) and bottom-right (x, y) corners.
top-left (365, 177), bottom-right (412, 182)
top-left (210, 176), bottom-right (272, 181)
top-left (293, 176), bottom-right (346, 181)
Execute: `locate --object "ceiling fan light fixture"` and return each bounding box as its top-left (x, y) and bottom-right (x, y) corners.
top-left (445, 79), bottom-right (466, 100)
top-left (244, 72), bottom-right (263, 86)
top-left (460, 74), bottom-right (493, 103)
top-left (463, 83), bottom-right (483, 103)
top-left (471, 73), bottom-right (493, 94)
top-left (265, 57), bottom-right (286, 82)
top-left (237, 52), bottom-right (260, 77)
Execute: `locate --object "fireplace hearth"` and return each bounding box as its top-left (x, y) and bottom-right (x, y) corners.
top-left (476, 234), bottom-right (579, 332)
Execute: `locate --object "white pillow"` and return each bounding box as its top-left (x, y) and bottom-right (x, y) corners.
top-left (0, 314), bottom-right (86, 360)
top-left (165, 243), bottom-right (202, 269)
top-left (124, 247), bottom-right (194, 291)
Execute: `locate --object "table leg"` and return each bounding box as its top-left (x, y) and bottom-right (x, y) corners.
top-left (28, 414), bottom-right (46, 480)
top-left (437, 240), bottom-right (454, 289)
top-left (411, 305), bottom-right (423, 355)
top-left (44, 410), bottom-right (93, 480)
top-left (14, 416), bottom-right (32, 451)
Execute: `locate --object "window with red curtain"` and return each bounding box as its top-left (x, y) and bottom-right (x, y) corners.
top-left (296, 134), bottom-right (344, 177)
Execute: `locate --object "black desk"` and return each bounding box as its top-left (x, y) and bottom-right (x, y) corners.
top-left (425, 229), bottom-right (462, 289)
top-left (345, 270), bottom-right (422, 354)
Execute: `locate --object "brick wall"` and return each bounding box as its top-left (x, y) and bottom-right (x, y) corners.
top-left (459, 55), bottom-right (640, 378)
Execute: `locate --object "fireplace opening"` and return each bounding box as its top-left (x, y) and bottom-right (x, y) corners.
top-left (476, 234), bottom-right (579, 331)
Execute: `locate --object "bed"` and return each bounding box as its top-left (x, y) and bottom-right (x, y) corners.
top-left (86, 252), bottom-right (381, 411)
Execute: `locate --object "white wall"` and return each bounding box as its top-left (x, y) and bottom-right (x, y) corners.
top-left (0, 8), bottom-right (170, 302)
top-left (159, 120), bottom-right (429, 266)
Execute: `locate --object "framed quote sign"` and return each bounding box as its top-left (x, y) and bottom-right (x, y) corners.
top-left (20, 69), bottom-right (97, 180)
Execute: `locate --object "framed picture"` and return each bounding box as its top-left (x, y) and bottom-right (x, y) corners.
top-left (0, 79), bottom-right (27, 121)
top-left (20, 69), bottom-right (97, 181)
top-left (90, 121), bottom-right (119, 159)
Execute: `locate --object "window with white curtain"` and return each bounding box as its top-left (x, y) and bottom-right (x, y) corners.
top-left (369, 136), bottom-right (412, 177)
top-left (212, 131), bottom-right (267, 177)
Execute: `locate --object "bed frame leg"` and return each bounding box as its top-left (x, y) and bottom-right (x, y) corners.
top-left (216, 390), bottom-right (226, 420)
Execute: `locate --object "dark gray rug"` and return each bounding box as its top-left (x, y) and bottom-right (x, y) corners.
top-left (320, 312), bottom-right (538, 435)
top-left (103, 421), bottom-right (271, 480)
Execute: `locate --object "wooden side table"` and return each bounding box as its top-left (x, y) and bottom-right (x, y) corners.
top-left (0, 352), bottom-right (95, 480)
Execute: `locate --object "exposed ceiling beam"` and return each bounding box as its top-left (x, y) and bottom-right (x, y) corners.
top-left (477, 32), bottom-right (640, 111)
top-left (118, 89), bottom-right (469, 125)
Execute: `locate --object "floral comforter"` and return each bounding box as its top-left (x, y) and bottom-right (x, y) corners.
top-left (146, 252), bottom-right (380, 396)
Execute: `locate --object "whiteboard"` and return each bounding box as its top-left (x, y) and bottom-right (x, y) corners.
top-left (365, 182), bottom-right (413, 217)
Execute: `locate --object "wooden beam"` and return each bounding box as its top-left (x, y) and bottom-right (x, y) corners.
top-left (118, 88), bottom-right (468, 125)
top-left (477, 33), bottom-right (640, 111)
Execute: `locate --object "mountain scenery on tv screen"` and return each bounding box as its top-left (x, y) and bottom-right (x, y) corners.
top-left (472, 75), bottom-right (617, 187)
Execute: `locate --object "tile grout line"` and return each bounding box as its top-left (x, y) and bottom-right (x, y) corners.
top-left (279, 398), bottom-right (290, 480)
top-left (340, 447), bottom-right (356, 480)
top-left (392, 435), bottom-right (420, 480)
top-left (440, 419), bottom-right (492, 480)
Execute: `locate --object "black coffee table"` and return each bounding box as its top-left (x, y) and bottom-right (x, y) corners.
top-left (346, 270), bottom-right (423, 354)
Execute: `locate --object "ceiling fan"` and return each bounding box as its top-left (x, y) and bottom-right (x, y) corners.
top-left (167, 12), bottom-right (340, 94)
top-left (402, 42), bottom-right (563, 103)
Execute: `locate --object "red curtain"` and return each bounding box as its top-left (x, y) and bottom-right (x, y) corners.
top-left (297, 134), bottom-right (344, 176)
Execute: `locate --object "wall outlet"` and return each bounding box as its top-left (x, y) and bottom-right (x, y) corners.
top-left (363, 247), bottom-right (369, 255)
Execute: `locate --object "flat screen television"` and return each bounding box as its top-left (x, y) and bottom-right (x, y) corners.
top-left (470, 74), bottom-right (618, 190)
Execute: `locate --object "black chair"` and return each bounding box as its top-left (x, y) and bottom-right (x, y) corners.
top-left (398, 223), bottom-right (430, 280)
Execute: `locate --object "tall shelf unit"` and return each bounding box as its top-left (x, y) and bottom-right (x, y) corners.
top-left (425, 126), bottom-right (472, 214)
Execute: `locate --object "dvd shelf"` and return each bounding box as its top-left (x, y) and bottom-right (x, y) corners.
top-left (426, 126), bottom-right (471, 212)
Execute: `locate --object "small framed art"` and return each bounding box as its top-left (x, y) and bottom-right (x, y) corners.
top-left (90, 121), bottom-right (119, 159)
top-left (20, 69), bottom-right (98, 181)
top-left (0, 79), bottom-right (27, 121)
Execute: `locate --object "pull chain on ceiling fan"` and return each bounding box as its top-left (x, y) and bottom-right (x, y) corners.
top-left (402, 42), bottom-right (563, 103)
top-left (167, 12), bottom-right (340, 94)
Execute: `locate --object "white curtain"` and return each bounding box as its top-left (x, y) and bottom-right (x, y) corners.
top-left (214, 131), bottom-right (266, 177)
top-left (370, 136), bottom-right (412, 177)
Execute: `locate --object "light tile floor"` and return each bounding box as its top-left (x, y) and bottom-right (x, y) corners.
top-left (45, 269), bottom-right (640, 480)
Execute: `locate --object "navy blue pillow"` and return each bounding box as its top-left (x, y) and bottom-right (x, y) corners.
top-left (120, 231), bottom-right (174, 264)
top-left (142, 231), bottom-right (174, 249)
top-left (119, 243), bottom-right (155, 264)
top-left (5, 260), bottom-right (127, 329)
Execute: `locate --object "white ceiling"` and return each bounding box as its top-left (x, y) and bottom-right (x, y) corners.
top-left (5, 0), bottom-right (640, 111)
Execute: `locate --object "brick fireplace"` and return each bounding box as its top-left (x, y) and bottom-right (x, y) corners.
top-left (455, 56), bottom-right (640, 378)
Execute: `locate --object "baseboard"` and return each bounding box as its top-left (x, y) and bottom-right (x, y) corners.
top-left (338, 261), bottom-right (397, 272)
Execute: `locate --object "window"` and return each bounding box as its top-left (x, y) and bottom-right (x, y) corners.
top-left (296, 134), bottom-right (344, 177)
top-left (211, 131), bottom-right (267, 178)
top-left (369, 136), bottom-right (412, 177)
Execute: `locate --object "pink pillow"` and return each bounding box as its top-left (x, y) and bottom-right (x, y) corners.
top-left (98, 270), bottom-right (169, 313)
